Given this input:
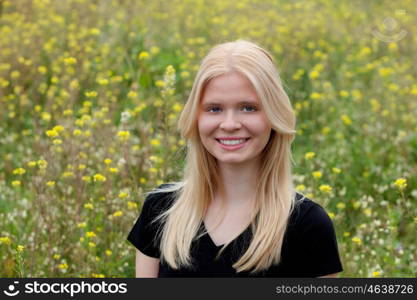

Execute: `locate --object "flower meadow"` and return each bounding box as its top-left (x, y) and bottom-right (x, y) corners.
top-left (0, 0), bottom-right (416, 278)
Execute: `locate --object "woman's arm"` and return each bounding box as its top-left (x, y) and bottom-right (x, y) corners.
top-left (135, 249), bottom-right (160, 278)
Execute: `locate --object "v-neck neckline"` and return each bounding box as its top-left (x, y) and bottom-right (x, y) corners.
top-left (202, 221), bottom-right (251, 248)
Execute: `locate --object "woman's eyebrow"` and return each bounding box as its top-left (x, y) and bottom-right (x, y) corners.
top-left (203, 100), bottom-right (258, 106)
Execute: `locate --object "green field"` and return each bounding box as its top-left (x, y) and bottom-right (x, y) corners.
top-left (0, 0), bottom-right (416, 277)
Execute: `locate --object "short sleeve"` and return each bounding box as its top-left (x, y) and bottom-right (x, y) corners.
top-left (127, 192), bottom-right (164, 258)
top-left (296, 203), bottom-right (343, 277)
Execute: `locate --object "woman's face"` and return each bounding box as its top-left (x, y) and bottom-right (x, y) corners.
top-left (197, 71), bottom-right (272, 167)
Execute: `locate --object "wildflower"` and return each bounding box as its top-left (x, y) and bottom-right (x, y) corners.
top-left (139, 177), bottom-right (147, 184)
top-left (84, 203), bottom-right (94, 210)
top-left (46, 181), bottom-right (55, 187)
top-left (296, 184), bottom-right (305, 192)
top-left (0, 236), bottom-right (11, 245)
top-left (309, 70), bottom-right (319, 79)
top-left (117, 130), bottom-right (130, 141)
top-left (63, 57), bottom-right (77, 66)
top-left (310, 92), bottom-right (322, 100)
top-left (352, 237), bottom-right (362, 245)
top-left (85, 91), bottom-right (97, 98)
top-left (327, 212), bottom-right (335, 219)
top-left (127, 91), bottom-right (137, 98)
top-left (27, 161), bottom-right (37, 167)
top-left (155, 80), bottom-right (165, 87)
top-left (58, 263), bottom-right (68, 270)
top-left (53, 139), bottom-right (62, 145)
top-left (364, 208), bottom-right (372, 217)
top-left (62, 171), bottom-right (74, 178)
top-left (336, 202), bottom-right (346, 209)
top-left (319, 185), bottom-right (332, 194)
top-left (73, 129), bottom-right (82, 136)
top-left (37, 159), bottom-right (48, 169)
top-left (339, 90), bottom-right (349, 98)
top-left (86, 231), bottom-right (96, 238)
top-left (17, 245), bottom-right (24, 252)
top-left (13, 168), bottom-right (26, 175)
top-left (127, 201), bottom-right (138, 210)
top-left (138, 51), bottom-right (150, 60)
top-left (332, 167), bottom-right (341, 174)
top-left (92, 273), bottom-right (105, 278)
top-left (88, 242), bottom-right (96, 248)
top-left (172, 103), bottom-right (183, 112)
top-left (38, 66), bottom-right (47, 74)
top-left (118, 192), bottom-right (128, 198)
top-left (113, 211), bottom-right (123, 218)
top-left (12, 180), bottom-right (21, 187)
top-left (97, 78), bottom-right (109, 85)
top-left (341, 114), bottom-right (352, 125)
top-left (41, 112), bottom-right (51, 122)
top-left (322, 126), bottom-right (331, 135)
top-left (150, 139), bottom-right (161, 147)
top-left (150, 46), bottom-right (160, 55)
top-left (393, 178), bottom-right (407, 190)
top-left (304, 152), bottom-right (315, 160)
top-left (93, 174), bottom-right (106, 182)
top-left (108, 167), bottom-right (118, 173)
top-left (343, 232), bottom-right (350, 237)
top-left (312, 171), bottom-right (322, 179)
top-left (105, 250), bottom-right (112, 256)
top-left (82, 176), bottom-right (91, 182)
top-left (372, 271), bottom-right (381, 277)
top-left (352, 201), bottom-right (361, 210)
top-left (77, 222), bottom-right (87, 228)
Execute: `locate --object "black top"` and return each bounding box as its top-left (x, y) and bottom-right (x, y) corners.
top-left (127, 184), bottom-right (343, 277)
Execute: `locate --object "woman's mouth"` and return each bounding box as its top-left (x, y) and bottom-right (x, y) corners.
top-left (215, 138), bottom-right (250, 150)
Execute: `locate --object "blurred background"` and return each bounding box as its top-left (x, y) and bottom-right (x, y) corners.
top-left (0, 0), bottom-right (416, 277)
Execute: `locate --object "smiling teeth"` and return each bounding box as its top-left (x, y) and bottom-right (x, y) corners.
top-left (219, 139), bottom-right (246, 145)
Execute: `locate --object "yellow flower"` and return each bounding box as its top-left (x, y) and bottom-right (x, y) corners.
top-left (393, 178), bottom-right (407, 190)
top-left (0, 236), bottom-right (12, 245)
top-left (105, 250), bottom-right (112, 256)
top-left (108, 167), bottom-right (119, 173)
top-left (319, 184), bottom-right (332, 194)
top-left (53, 254), bottom-right (61, 260)
top-left (139, 177), bottom-right (147, 184)
top-left (332, 167), bottom-right (341, 174)
top-left (63, 57), bottom-right (77, 66)
top-left (113, 211), bottom-right (123, 217)
top-left (296, 184), bottom-right (305, 192)
top-left (363, 208), bottom-right (372, 217)
top-left (84, 203), bottom-right (94, 210)
top-left (372, 271), bottom-right (381, 277)
top-left (13, 168), bottom-right (26, 175)
top-left (352, 201), bottom-right (361, 210)
top-left (92, 273), bottom-right (105, 278)
top-left (117, 130), bottom-right (130, 141)
top-left (27, 161), bottom-right (37, 167)
top-left (322, 126), bottom-right (331, 135)
top-left (86, 231), bottom-right (96, 238)
top-left (93, 174), bottom-right (106, 182)
top-left (58, 263), bottom-right (68, 269)
top-left (38, 66), bottom-right (47, 74)
top-left (97, 78), bottom-right (109, 85)
top-left (343, 232), bottom-right (350, 237)
top-left (127, 201), bottom-right (138, 210)
top-left (309, 70), bottom-right (319, 79)
top-left (46, 129), bottom-right (59, 138)
top-left (118, 192), bottom-right (128, 198)
top-left (88, 242), bottom-right (96, 248)
top-left (77, 222), bottom-right (87, 228)
top-left (73, 129), bottom-right (82, 136)
top-left (12, 180), bottom-right (21, 187)
top-left (339, 90), bottom-right (349, 98)
top-left (85, 91), bottom-right (97, 98)
top-left (336, 202), bottom-right (346, 209)
top-left (312, 171), bottom-right (322, 179)
top-left (127, 91), bottom-right (137, 98)
top-left (138, 51), bottom-right (150, 60)
top-left (327, 212), bottom-right (335, 219)
top-left (17, 245), bottom-right (24, 252)
top-left (104, 158), bottom-right (112, 165)
top-left (46, 181), bottom-right (55, 187)
top-left (155, 80), bottom-right (165, 87)
top-left (53, 139), bottom-right (62, 145)
top-left (352, 237), bottom-right (362, 245)
top-left (150, 139), bottom-right (161, 147)
top-left (37, 159), bottom-right (48, 169)
top-left (341, 114), bottom-right (352, 125)
top-left (82, 176), bottom-right (91, 182)
top-left (304, 152), bottom-right (315, 160)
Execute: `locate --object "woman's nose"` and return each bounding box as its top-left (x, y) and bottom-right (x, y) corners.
top-left (219, 111), bottom-right (242, 130)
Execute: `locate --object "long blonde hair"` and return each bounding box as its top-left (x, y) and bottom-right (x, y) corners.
top-left (147, 39), bottom-right (297, 274)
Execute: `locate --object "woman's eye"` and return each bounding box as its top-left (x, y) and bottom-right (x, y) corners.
top-left (207, 107), bottom-right (221, 112)
top-left (242, 105), bottom-right (257, 112)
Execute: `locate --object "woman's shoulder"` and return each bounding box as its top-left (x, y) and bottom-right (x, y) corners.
top-left (142, 182), bottom-right (181, 212)
top-left (290, 192), bottom-right (333, 229)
